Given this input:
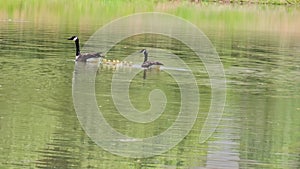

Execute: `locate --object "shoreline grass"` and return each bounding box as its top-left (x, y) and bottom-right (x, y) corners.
top-left (190, 0), bottom-right (300, 5)
top-left (0, 0), bottom-right (299, 36)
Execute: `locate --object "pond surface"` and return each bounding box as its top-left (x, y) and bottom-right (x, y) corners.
top-left (1, 3), bottom-right (300, 169)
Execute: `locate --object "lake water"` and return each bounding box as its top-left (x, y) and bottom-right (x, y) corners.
top-left (0, 2), bottom-right (300, 169)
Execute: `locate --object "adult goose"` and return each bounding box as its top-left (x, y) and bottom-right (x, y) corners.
top-left (68, 36), bottom-right (105, 62)
top-left (140, 49), bottom-right (163, 68)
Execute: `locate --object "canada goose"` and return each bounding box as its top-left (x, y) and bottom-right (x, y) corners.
top-left (67, 36), bottom-right (105, 62)
top-left (140, 49), bottom-right (163, 68)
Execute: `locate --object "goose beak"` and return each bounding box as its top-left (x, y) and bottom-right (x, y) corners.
top-left (67, 37), bottom-right (73, 40)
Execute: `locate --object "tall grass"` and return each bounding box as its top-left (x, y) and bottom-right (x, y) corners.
top-left (0, 0), bottom-right (299, 34)
top-left (192, 0), bottom-right (300, 5)
top-left (0, 0), bottom-right (157, 25)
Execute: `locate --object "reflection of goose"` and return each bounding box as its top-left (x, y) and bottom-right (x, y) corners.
top-left (67, 36), bottom-right (105, 62)
top-left (140, 49), bottom-right (163, 68)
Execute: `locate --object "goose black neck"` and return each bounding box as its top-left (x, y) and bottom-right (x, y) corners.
top-left (143, 51), bottom-right (148, 62)
top-left (75, 39), bottom-right (80, 56)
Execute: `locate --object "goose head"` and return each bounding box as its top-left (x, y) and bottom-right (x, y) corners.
top-left (140, 49), bottom-right (147, 55)
top-left (67, 36), bottom-right (78, 41)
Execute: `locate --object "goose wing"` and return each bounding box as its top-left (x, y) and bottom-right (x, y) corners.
top-left (141, 61), bottom-right (163, 68)
top-left (76, 52), bottom-right (105, 62)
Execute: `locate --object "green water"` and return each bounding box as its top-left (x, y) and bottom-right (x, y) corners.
top-left (1, 1), bottom-right (300, 169)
